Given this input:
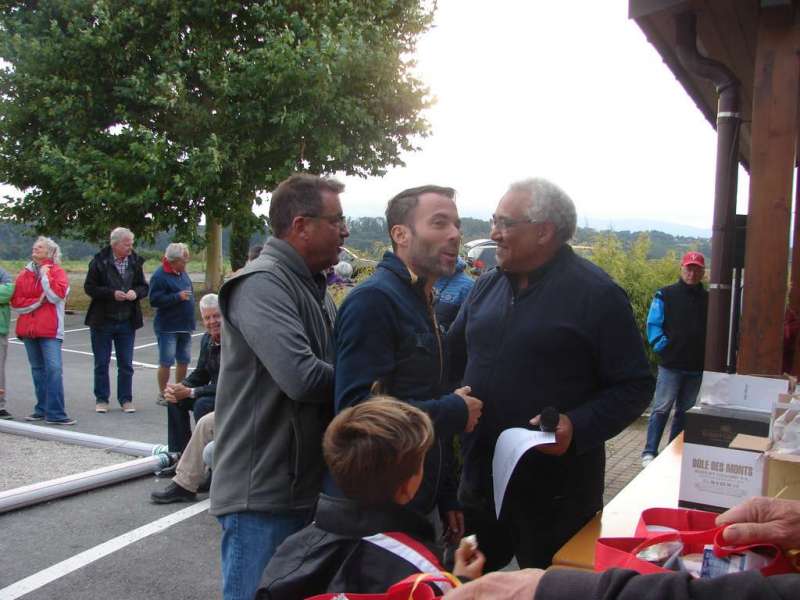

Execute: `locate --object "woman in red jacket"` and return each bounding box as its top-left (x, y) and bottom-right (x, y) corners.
top-left (11, 237), bottom-right (75, 425)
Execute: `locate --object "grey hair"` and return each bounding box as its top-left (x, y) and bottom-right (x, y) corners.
top-left (36, 236), bottom-right (62, 264)
top-left (164, 242), bottom-right (189, 261)
top-left (110, 227), bottom-right (134, 246)
top-left (199, 293), bottom-right (219, 311)
top-left (508, 178), bottom-right (577, 243)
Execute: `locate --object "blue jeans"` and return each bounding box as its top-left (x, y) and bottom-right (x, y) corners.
top-left (156, 332), bottom-right (192, 367)
top-left (643, 366), bottom-right (703, 457)
top-left (218, 510), bottom-right (307, 600)
top-left (91, 321), bottom-right (135, 405)
top-left (23, 337), bottom-right (68, 421)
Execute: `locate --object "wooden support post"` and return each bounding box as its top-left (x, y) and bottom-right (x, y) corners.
top-left (738, 15), bottom-right (800, 374)
top-left (791, 162), bottom-right (800, 375)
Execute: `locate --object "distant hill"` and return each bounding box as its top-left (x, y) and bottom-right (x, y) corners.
top-left (583, 217), bottom-right (711, 239)
top-left (0, 217), bottom-right (710, 262)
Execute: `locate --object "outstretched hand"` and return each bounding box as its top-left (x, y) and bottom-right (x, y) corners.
top-left (716, 496), bottom-right (800, 550)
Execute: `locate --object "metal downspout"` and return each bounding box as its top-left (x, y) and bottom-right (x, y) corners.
top-left (675, 11), bottom-right (742, 372)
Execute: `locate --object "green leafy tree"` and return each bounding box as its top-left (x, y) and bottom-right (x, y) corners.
top-left (0, 1), bottom-right (433, 287)
top-left (590, 232), bottom-right (680, 368)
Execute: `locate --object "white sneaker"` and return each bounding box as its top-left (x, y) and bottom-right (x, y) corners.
top-left (641, 454), bottom-right (655, 468)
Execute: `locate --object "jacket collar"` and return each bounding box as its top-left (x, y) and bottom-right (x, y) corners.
top-left (100, 245), bottom-right (141, 266)
top-left (258, 237), bottom-right (327, 299)
top-left (161, 256), bottom-right (179, 275)
top-left (26, 258), bottom-right (54, 273)
top-left (502, 243), bottom-right (572, 293)
top-left (314, 494), bottom-right (436, 541)
top-left (379, 251), bottom-right (429, 299)
top-left (677, 278), bottom-right (705, 293)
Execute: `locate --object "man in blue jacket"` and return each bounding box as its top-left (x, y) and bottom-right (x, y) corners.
top-left (448, 177), bottom-right (654, 570)
top-left (641, 251), bottom-right (708, 467)
top-left (434, 256), bottom-right (474, 332)
top-left (334, 185), bottom-right (483, 544)
top-left (148, 242), bottom-right (195, 406)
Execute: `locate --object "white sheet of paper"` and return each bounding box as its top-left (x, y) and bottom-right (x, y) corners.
top-left (492, 427), bottom-right (556, 518)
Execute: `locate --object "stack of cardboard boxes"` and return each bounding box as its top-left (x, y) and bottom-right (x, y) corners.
top-left (679, 374), bottom-right (800, 512)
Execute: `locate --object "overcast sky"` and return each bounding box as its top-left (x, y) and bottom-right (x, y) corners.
top-left (1, 0), bottom-right (750, 232)
top-left (336, 0), bottom-right (750, 230)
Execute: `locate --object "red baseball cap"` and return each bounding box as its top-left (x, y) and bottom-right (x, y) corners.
top-left (682, 251), bottom-right (705, 267)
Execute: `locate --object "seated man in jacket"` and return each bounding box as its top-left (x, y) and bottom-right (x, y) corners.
top-left (150, 411), bottom-right (215, 503)
top-left (164, 293), bottom-right (220, 453)
top-left (258, 398), bottom-right (485, 599)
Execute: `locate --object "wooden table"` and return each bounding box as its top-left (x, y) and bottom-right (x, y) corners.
top-left (552, 434), bottom-right (684, 570)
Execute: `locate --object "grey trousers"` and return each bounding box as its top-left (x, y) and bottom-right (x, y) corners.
top-left (173, 411), bottom-right (215, 493)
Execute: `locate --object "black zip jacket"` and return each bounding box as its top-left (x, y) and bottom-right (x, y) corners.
top-left (257, 494), bottom-right (449, 599)
top-left (658, 279), bottom-right (708, 371)
top-left (84, 247), bottom-right (148, 329)
top-left (536, 568), bottom-right (799, 600)
top-left (334, 252), bottom-right (468, 514)
top-left (448, 245), bottom-right (654, 513)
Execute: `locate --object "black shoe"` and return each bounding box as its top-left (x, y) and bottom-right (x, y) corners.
top-left (25, 413), bottom-right (45, 421)
top-left (198, 470), bottom-right (212, 493)
top-left (0, 409), bottom-right (13, 420)
top-left (151, 482), bottom-right (196, 504)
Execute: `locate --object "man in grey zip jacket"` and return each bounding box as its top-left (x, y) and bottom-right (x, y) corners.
top-left (210, 174), bottom-right (349, 600)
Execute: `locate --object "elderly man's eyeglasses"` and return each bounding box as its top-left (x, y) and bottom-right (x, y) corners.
top-left (304, 213), bottom-right (348, 228)
top-left (490, 215), bottom-right (537, 231)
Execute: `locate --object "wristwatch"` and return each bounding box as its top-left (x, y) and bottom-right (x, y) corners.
top-left (190, 388), bottom-right (196, 399)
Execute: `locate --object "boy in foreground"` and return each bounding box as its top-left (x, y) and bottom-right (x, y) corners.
top-left (257, 397), bottom-right (484, 598)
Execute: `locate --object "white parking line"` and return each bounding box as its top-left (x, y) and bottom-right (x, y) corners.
top-left (7, 341), bottom-right (162, 370)
top-left (8, 327), bottom-right (90, 342)
top-left (63, 327), bottom-right (90, 334)
top-left (0, 500), bottom-right (210, 600)
top-left (133, 332), bottom-right (205, 350)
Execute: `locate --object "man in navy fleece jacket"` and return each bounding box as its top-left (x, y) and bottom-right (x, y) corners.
top-left (448, 177), bottom-right (654, 570)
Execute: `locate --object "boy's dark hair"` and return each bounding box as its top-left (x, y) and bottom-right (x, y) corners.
top-left (323, 397), bottom-right (434, 506)
top-left (268, 174), bottom-right (345, 238)
top-left (385, 185), bottom-right (455, 250)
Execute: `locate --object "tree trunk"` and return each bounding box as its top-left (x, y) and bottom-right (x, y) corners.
top-left (204, 217), bottom-right (224, 292)
top-left (230, 219), bottom-right (250, 272)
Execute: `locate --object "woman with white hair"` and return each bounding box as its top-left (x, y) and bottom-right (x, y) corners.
top-left (10, 236), bottom-right (75, 425)
top-left (148, 242), bottom-right (195, 406)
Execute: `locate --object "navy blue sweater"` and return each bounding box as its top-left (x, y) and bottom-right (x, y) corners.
top-left (448, 245), bottom-right (654, 512)
top-left (148, 265), bottom-right (195, 334)
top-left (334, 252), bottom-right (468, 514)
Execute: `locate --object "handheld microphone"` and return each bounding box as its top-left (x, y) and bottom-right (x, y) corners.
top-left (538, 406), bottom-right (560, 433)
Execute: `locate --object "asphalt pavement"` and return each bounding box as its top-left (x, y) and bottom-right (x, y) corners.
top-left (0, 313), bottom-right (220, 599)
top-left (0, 311), bottom-right (654, 599)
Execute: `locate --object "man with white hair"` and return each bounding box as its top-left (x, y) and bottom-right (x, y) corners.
top-left (162, 293), bottom-right (220, 454)
top-left (84, 227), bottom-right (149, 413)
top-left (447, 178), bottom-right (654, 570)
top-left (149, 242), bottom-right (195, 413)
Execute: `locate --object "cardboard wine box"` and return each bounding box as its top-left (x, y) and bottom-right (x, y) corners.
top-left (679, 405), bottom-right (771, 512)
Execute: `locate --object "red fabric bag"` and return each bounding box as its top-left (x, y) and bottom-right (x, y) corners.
top-left (634, 507), bottom-right (719, 537)
top-left (596, 508), bottom-right (795, 576)
top-left (304, 573), bottom-right (460, 600)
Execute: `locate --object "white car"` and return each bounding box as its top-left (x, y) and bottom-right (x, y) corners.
top-left (463, 239), bottom-right (497, 275)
